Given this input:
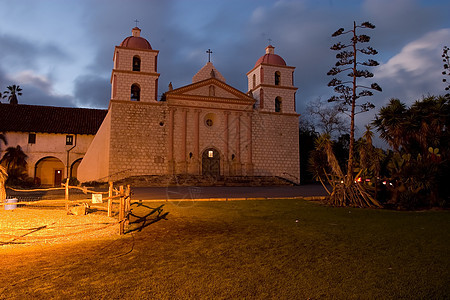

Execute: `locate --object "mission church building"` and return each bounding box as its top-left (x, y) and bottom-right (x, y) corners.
top-left (78, 27), bottom-right (300, 184)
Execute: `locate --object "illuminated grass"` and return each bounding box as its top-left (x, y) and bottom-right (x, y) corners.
top-left (0, 199), bottom-right (449, 299)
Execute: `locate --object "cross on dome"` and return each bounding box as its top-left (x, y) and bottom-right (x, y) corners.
top-left (206, 49), bottom-right (213, 62)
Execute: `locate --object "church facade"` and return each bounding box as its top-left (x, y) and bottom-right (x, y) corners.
top-left (78, 27), bottom-right (300, 184)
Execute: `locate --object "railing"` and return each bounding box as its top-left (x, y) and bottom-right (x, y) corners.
top-left (1, 179), bottom-right (132, 235)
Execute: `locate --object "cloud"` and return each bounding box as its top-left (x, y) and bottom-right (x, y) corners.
top-left (11, 70), bottom-right (52, 93)
top-left (73, 75), bottom-right (110, 109)
top-left (1, 0), bottom-right (449, 123)
top-left (7, 83), bottom-right (76, 107)
top-left (346, 28), bottom-right (450, 146)
top-left (0, 67), bottom-right (73, 106)
top-left (375, 28), bottom-right (450, 104)
top-left (363, 0), bottom-right (450, 55)
top-left (0, 33), bottom-right (70, 70)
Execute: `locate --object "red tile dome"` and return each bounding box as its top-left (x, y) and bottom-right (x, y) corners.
top-left (254, 45), bottom-right (286, 67)
top-left (119, 27), bottom-right (152, 50)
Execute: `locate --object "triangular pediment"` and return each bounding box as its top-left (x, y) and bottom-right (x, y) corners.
top-left (166, 78), bottom-right (255, 105)
top-left (192, 62), bottom-right (226, 83)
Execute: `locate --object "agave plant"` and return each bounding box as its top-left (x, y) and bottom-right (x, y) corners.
top-left (310, 133), bottom-right (382, 208)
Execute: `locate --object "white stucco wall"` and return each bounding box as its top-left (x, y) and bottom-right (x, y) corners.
top-left (0, 131), bottom-right (95, 180)
top-left (77, 110), bottom-right (112, 183)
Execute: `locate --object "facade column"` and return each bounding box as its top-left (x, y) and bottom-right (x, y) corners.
top-left (234, 112), bottom-right (242, 175)
top-left (193, 109), bottom-right (201, 174)
top-left (181, 108), bottom-right (188, 173)
top-left (224, 111), bottom-right (230, 176)
top-left (168, 107), bottom-right (176, 174)
top-left (246, 113), bottom-right (254, 176)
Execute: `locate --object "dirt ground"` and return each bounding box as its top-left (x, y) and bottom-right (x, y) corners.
top-left (0, 206), bottom-right (119, 250)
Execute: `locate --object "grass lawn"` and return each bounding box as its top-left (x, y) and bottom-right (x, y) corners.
top-left (0, 199), bottom-right (448, 299)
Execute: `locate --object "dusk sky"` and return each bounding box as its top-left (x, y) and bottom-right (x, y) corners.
top-left (1, 0), bottom-right (449, 136)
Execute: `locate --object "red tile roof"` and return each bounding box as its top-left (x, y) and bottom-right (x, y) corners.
top-left (120, 36), bottom-right (152, 50)
top-left (254, 53), bottom-right (286, 67)
top-left (0, 104), bottom-right (107, 135)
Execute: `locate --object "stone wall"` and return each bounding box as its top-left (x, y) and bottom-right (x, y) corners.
top-left (108, 100), bottom-right (168, 181)
top-left (252, 112), bottom-right (300, 184)
top-left (103, 99), bottom-right (299, 183)
top-left (77, 111), bottom-right (112, 182)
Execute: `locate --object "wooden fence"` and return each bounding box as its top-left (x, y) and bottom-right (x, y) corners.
top-left (1, 179), bottom-right (132, 235)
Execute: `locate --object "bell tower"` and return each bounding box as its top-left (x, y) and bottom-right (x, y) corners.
top-left (247, 45), bottom-right (297, 113)
top-left (111, 27), bottom-right (160, 102)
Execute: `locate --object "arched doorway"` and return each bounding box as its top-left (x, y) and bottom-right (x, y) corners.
top-left (202, 148), bottom-right (220, 177)
top-left (70, 158), bottom-right (83, 179)
top-left (35, 156), bottom-right (65, 187)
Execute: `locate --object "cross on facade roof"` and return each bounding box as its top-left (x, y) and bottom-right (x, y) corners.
top-left (206, 49), bottom-right (213, 62)
top-left (268, 38), bottom-right (273, 45)
top-left (134, 19), bottom-right (139, 27)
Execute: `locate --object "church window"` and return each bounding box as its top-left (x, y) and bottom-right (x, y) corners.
top-left (66, 135), bottom-right (74, 145)
top-left (252, 74), bottom-right (256, 89)
top-left (204, 113), bottom-right (216, 128)
top-left (208, 150), bottom-right (214, 158)
top-left (209, 85), bottom-right (215, 96)
top-left (275, 71), bottom-right (281, 85)
top-left (275, 97), bottom-right (282, 112)
top-left (131, 84), bottom-right (140, 101)
top-left (133, 56), bottom-right (141, 71)
top-left (28, 133), bottom-right (36, 144)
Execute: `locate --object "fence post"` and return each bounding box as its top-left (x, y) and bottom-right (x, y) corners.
top-left (108, 181), bottom-right (113, 217)
top-left (0, 165), bottom-right (7, 203)
top-left (125, 184), bottom-right (131, 219)
top-left (119, 185), bottom-right (125, 235)
top-left (65, 178), bottom-right (70, 212)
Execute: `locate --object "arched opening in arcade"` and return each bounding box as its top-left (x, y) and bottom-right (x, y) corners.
top-left (34, 156), bottom-right (65, 187)
top-left (70, 158), bottom-right (83, 179)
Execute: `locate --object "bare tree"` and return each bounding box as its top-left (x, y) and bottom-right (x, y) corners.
top-left (306, 97), bottom-right (347, 139)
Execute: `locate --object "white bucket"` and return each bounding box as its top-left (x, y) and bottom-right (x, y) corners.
top-left (5, 198), bottom-right (18, 210)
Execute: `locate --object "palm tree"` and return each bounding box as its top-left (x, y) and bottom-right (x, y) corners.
top-left (0, 91), bottom-right (6, 103)
top-left (374, 96), bottom-right (449, 156)
top-left (373, 96), bottom-right (449, 208)
top-left (1, 145), bottom-right (28, 171)
top-left (4, 85), bottom-right (22, 105)
top-left (409, 96), bottom-right (449, 154)
top-left (1, 145), bottom-right (28, 186)
top-left (372, 98), bottom-right (408, 152)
